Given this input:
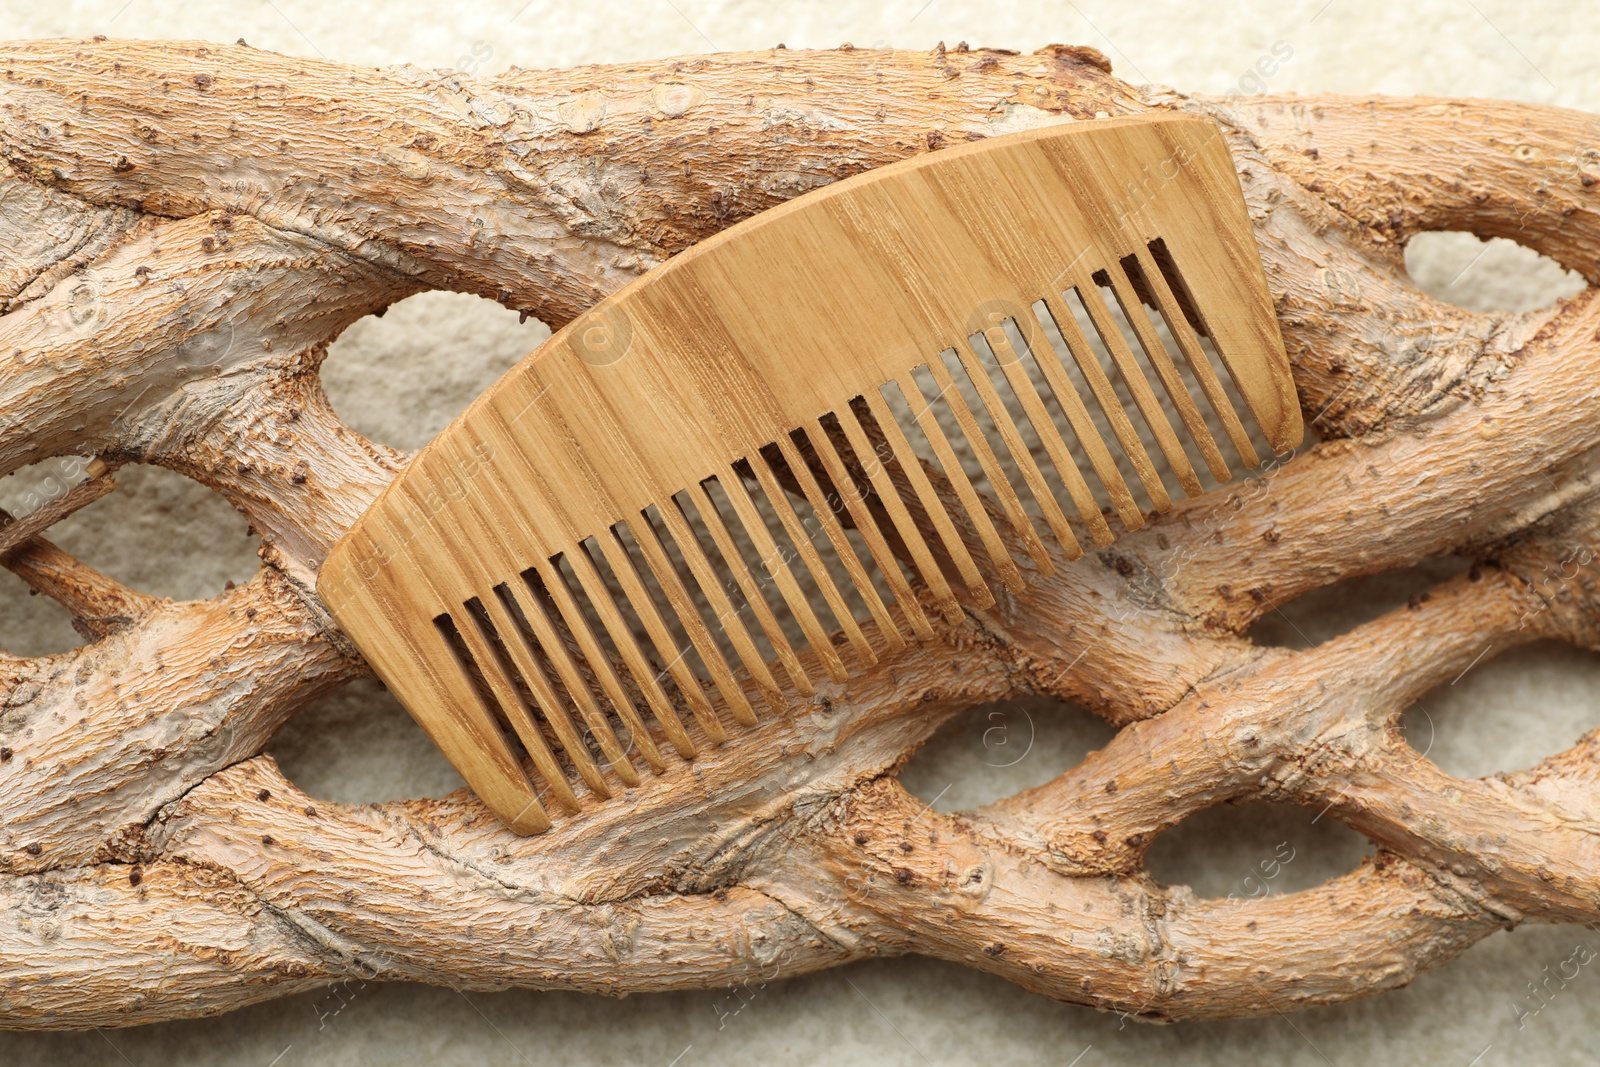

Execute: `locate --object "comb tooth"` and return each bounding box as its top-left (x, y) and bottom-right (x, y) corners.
top-left (1021, 302), bottom-right (1144, 532)
top-left (539, 557), bottom-right (660, 777)
top-left (1131, 244), bottom-right (1260, 469)
top-left (1041, 290), bottom-right (1173, 512)
top-left (1103, 261), bottom-right (1231, 484)
top-left (512, 567), bottom-right (639, 788)
top-left (478, 393), bottom-right (742, 742)
top-left (746, 450), bottom-right (877, 668)
top-left (452, 602), bottom-right (589, 811)
top-left (657, 494), bottom-right (787, 711)
top-left (799, 421), bottom-right (935, 642)
top-left (833, 400), bottom-right (967, 623)
top-left (717, 466), bottom-right (851, 683)
top-left (1073, 277), bottom-right (1203, 498)
top-left (920, 355), bottom-right (1055, 576)
top-left (953, 338), bottom-right (1084, 561)
top-left (878, 377), bottom-right (1013, 604)
top-left (475, 591), bottom-right (609, 801)
top-left (433, 401), bottom-right (688, 767)
top-left (565, 541), bottom-right (698, 759)
top-left (772, 435), bottom-right (907, 654)
top-left (687, 480), bottom-right (814, 695)
top-left (431, 611), bottom-right (554, 829)
top-left (595, 525), bottom-right (729, 745)
top-left (979, 322), bottom-right (1116, 549)
top-left (519, 565), bottom-right (638, 785)
top-left (630, 510), bottom-right (761, 728)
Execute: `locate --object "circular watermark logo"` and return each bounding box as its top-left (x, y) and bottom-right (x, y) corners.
top-left (980, 704), bottom-right (1035, 768)
top-left (570, 304), bottom-right (634, 367)
top-left (1398, 705), bottom-right (1436, 767)
top-left (963, 298), bottom-right (1036, 368)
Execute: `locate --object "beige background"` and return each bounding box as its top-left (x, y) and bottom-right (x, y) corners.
top-left (2, 1), bottom-right (1598, 1063)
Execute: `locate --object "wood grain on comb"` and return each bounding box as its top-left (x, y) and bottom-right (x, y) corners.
top-left (318, 114), bottom-right (1302, 834)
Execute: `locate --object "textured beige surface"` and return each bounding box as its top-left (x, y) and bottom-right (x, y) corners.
top-left (2, 0), bottom-right (1598, 1063)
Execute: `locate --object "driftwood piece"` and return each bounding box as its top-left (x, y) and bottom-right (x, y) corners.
top-left (1, 37), bottom-right (1599, 1028)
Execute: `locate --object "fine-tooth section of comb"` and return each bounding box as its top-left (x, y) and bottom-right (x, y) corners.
top-left (319, 113), bottom-right (1303, 833)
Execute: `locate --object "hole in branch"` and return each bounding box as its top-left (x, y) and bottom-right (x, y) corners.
top-left (1247, 555), bottom-right (1469, 650)
top-left (0, 454), bottom-right (99, 522)
top-left (28, 463), bottom-right (260, 601)
top-left (898, 697), bottom-right (1116, 813)
top-left (269, 676), bottom-right (468, 803)
top-left (0, 455), bottom-right (101, 655)
top-left (1143, 799), bottom-right (1372, 900)
top-left (1399, 640), bottom-right (1600, 779)
top-left (1405, 231), bottom-right (1584, 314)
top-left (0, 461), bottom-right (258, 655)
top-left (322, 290), bottom-right (548, 450)
top-left (0, 569), bottom-right (83, 657)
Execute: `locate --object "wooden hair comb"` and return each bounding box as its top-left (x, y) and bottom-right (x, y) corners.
top-left (318, 113), bottom-right (1302, 833)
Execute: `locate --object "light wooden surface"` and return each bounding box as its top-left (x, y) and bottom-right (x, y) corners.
top-left (319, 113), bottom-right (1300, 833)
top-left (10, 35), bottom-right (1600, 1033)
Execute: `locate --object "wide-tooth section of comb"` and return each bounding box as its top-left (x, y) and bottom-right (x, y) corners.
top-left (321, 114), bottom-right (1302, 832)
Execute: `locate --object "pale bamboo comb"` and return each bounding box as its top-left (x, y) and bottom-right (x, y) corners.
top-left (319, 114), bottom-right (1301, 833)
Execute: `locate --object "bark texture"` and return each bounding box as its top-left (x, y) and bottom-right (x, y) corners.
top-left (2, 37), bottom-right (1600, 1028)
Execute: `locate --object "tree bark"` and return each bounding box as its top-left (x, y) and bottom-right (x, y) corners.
top-left (2, 37), bottom-right (1599, 1027)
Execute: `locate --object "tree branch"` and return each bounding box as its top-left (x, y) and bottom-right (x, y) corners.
top-left (1, 37), bottom-right (1599, 1029)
